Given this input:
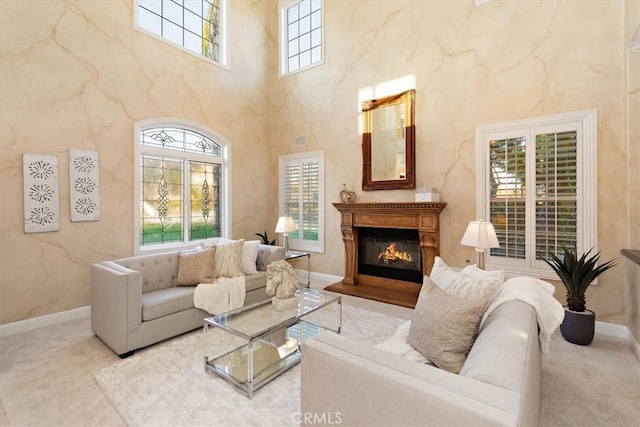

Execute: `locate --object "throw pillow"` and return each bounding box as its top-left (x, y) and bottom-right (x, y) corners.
top-left (408, 277), bottom-right (488, 374)
top-left (428, 256), bottom-right (461, 289)
top-left (460, 264), bottom-right (505, 284)
top-left (214, 239), bottom-right (245, 278)
top-left (240, 240), bottom-right (260, 275)
top-left (176, 247), bottom-right (216, 286)
top-left (446, 273), bottom-right (502, 300)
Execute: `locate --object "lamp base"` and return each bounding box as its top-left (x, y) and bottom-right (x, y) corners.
top-left (475, 249), bottom-right (486, 270)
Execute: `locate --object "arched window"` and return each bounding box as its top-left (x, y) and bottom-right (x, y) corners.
top-left (134, 119), bottom-right (230, 253)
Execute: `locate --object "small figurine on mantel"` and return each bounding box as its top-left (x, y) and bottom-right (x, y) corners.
top-left (339, 184), bottom-right (357, 203)
top-left (266, 259), bottom-right (299, 311)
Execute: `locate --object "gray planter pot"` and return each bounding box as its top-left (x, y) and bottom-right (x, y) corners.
top-left (560, 308), bottom-right (595, 345)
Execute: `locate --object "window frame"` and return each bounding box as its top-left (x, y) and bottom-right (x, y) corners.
top-left (134, 118), bottom-right (232, 255)
top-left (133, 0), bottom-right (229, 69)
top-left (278, 0), bottom-right (324, 77)
top-left (278, 150), bottom-right (325, 253)
top-left (475, 109), bottom-right (597, 280)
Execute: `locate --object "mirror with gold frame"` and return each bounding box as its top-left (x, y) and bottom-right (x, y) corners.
top-left (362, 89), bottom-right (415, 191)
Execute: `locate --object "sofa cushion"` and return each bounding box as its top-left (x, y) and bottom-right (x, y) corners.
top-left (408, 277), bottom-right (488, 374)
top-left (245, 271), bottom-right (267, 293)
top-left (176, 247), bottom-right (216, 286)
top-left (141, 286), bottom-right (196, 321)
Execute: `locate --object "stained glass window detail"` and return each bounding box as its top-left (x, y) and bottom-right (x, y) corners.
top-left (139, 126), bottom-right (223, 248)
top-left (137, 0), bottom-right (225, 64)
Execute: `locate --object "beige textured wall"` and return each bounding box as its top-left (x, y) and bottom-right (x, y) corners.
top-left (0, 0), bottom-right (274, 324)
top-left (625, 1), bottom-right (640, 341)
top-left (269, 0), bottom-right (628, 323)
top-left (0, 0), bottom-right (634, 327)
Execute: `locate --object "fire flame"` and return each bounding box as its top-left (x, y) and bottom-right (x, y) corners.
top-left (378, 242), bottom-right (413, 262)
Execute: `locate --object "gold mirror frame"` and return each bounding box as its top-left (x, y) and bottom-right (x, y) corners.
top-left (361, 89), bottom-right (415, 191)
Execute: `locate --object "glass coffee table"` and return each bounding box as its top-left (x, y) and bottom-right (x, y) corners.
top-left (203, 288), bottom-right (341, 398)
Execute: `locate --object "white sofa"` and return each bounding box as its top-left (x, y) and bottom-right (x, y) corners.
top-left (301, 300), bottom-right (541, 426)
top-left (91, 242), bottom-right (285, 357)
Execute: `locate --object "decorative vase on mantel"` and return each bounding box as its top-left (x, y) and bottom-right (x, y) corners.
top-left (339, 184), bottom-right (357, 203)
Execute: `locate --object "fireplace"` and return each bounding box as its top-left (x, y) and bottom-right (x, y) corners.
top-left (329, 202), bottom-right (446, 308)
top-left (358, 228), bottom-right (422, 284)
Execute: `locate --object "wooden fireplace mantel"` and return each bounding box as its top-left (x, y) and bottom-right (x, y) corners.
top-left (328, 202), bottom-right (446, 308)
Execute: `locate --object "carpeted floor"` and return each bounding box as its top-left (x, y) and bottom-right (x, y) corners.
top-left (93, 304), bottom-right (405, 427)
top-left (1, 292), bottom-right (638, 426)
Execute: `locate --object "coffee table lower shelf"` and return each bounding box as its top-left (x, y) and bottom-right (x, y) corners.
top-left (204, 338), bottom-right (302, 398)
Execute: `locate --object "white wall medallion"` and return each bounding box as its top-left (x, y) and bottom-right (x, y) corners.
top-left (69, 149), bottom-right (100, 222)
top-left (23, 153), bottom-right (60, 233)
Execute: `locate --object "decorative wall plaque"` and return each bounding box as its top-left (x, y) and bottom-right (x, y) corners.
top-left (23, 153), bottom-right (60, 233)
top-left (69, 149), bottom-right (100, 222)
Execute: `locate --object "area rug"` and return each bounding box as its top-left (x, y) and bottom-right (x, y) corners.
top-left (94, 305), bottom-right (406, 427)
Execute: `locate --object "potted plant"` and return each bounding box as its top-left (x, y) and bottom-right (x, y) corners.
top-left (544, 246), bottom-right (616, 345)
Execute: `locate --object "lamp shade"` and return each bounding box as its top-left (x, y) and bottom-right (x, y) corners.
top-left (275, 216), bottom-right (297, 234)
top-left (461, 221), bottom-right (500, 249)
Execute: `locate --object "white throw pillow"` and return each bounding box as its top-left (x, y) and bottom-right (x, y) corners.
top-left (428, 256), bottom-right (460, 289)
top-left (446, 273), bottom-right (502, 300)
top-left (241, 240), bottom-right (260, 275)
top-left (461, 264), bottom-right (505, 284)
top-left (214, 239), bottom-right (245, 278)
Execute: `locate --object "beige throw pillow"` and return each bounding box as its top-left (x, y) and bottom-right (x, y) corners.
top-left (176, 247), bottom-right (215, 286)
top-left (214, 239), bottom-right (245, 278)
top-left (408, 277), bottom-right (488, 374)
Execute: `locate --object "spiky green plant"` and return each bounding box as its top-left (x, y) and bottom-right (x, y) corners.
top-left (544, 246), bottom-right (616, 312)
top-left (254, 231), bottom-right (276, 246)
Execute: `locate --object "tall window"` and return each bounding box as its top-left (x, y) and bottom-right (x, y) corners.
top-left (135, 120), bottom-right (229, 252)
top-left (279, 0), bottom-right (323, 75)
top-left (279, 151), bottom-right (324, 252)
top-left (136, 0), bottom-right (226, 66)
top-left (476, 109), bottom-right (597, 279)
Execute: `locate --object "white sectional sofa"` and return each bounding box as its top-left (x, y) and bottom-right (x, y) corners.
top-left (91, 242), bottom-right (284, 357)
top-left (301, 299), bottom-right (541, 426)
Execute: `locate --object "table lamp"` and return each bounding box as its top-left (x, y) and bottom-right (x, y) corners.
top-left (461, 220), bottom-right (500, 269)
top-left (275, 216), bottom-right (297, 255)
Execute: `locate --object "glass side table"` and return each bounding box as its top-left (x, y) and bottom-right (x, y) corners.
top-left (285, 251), bottom-right (311, 288)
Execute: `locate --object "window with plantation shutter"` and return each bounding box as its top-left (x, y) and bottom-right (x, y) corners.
top-left (279, 150), bottom-right (324, 252)
top-left (476, 110), bottom-right (597, 279)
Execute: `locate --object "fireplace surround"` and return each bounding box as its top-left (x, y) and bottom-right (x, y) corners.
top-left (329, 202), bottom-right (446, 307)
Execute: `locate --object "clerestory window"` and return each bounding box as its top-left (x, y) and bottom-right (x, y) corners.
top-left (135, 0), bottom-right (227, 66)
top-left (134, 120), bottom-right (230, 253)
top-left (475, 109), bottom-right (597, 279)
top-left (279, 0), bottom-right (323, 76)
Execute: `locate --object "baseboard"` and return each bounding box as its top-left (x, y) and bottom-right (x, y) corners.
top-left (596, 320), bottom-right (640, 362)
top-left (309, 271), bottom-right (343, 285)
top-left (0, 305), bottom-right (91, 338)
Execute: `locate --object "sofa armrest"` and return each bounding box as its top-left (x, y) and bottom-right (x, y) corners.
top-left (301, 332), bottom-right (521, 427)
top-left (256, 244), bottom-right (285, 271)
top-left (90, 261), bottom-right (143, 355)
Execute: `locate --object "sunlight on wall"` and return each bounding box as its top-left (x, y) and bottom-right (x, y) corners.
top-left (357, 74), bottom-right (416, 135)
